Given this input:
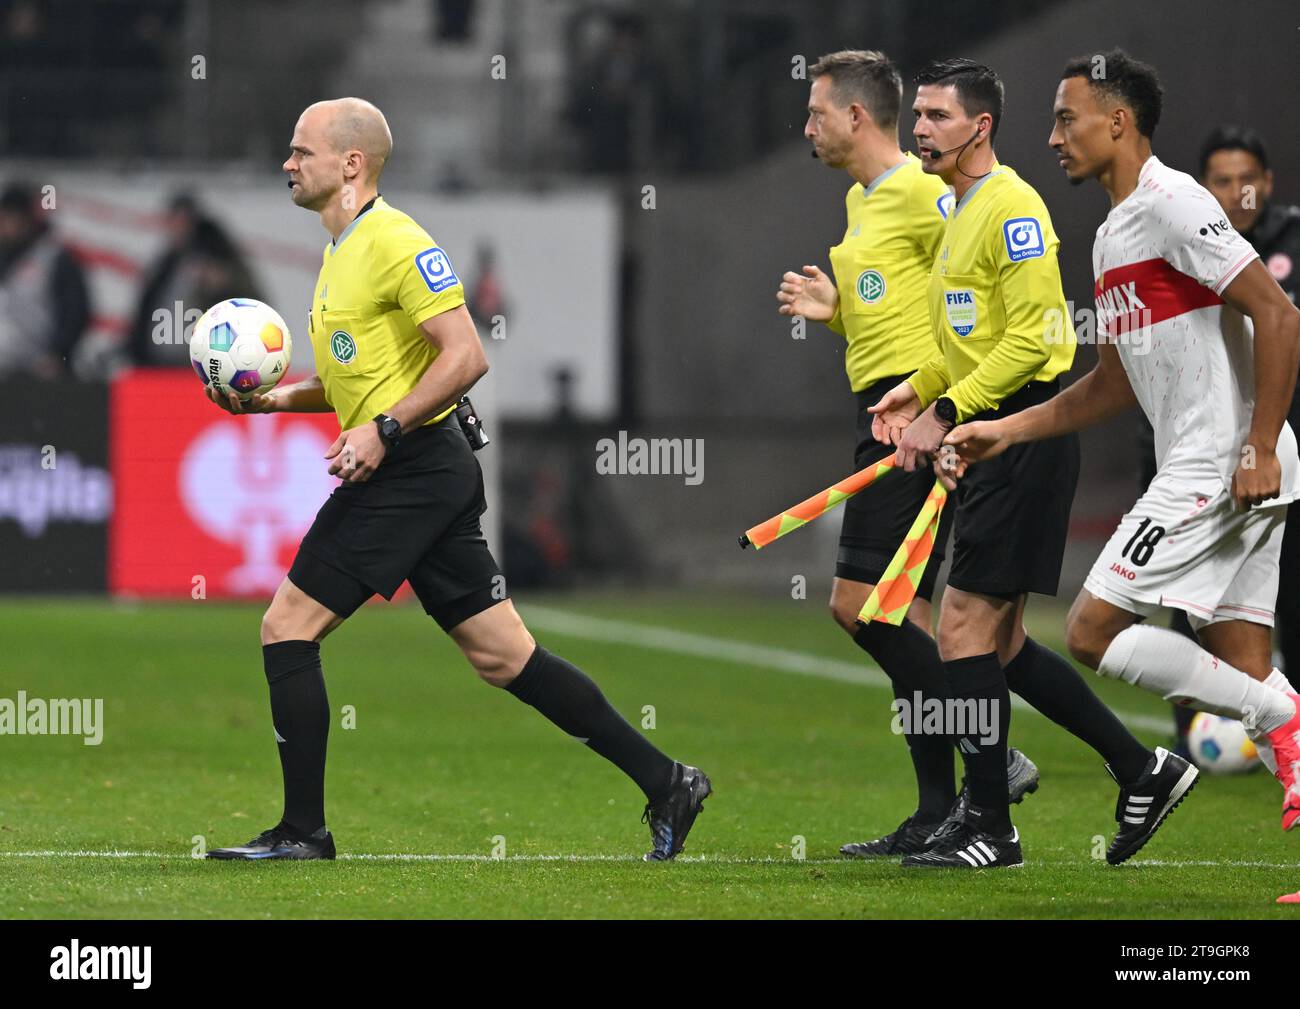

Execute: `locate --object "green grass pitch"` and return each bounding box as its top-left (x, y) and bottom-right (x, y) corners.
top-left (1, 592), bottom-right (1298, 919)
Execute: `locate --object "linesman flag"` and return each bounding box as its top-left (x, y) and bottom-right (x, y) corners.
top-left (738, 453), bottom-right (899, 550)
top-left (858, 479), bottom-right (948, 625)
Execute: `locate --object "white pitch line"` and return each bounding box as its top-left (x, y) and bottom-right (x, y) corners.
top-left (2, 850), bottom-right (1297, 869)
top-left (0, 850), bottom-right (841, 865)
top-left (1128, 858), bottom-right (1300, 870)
top-left (520, 604), bottom-right (1174, 734)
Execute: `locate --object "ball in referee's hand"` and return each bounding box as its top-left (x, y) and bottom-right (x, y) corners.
top-left (189, 298), bottom-right (293, 400)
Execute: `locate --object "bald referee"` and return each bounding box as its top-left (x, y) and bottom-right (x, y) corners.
top-left (777, 50), bottom-right (1036, 860)
top-left (870, 61), bottom-right (1170, 868)
top-left (204, 98), bottom-right (710, 861)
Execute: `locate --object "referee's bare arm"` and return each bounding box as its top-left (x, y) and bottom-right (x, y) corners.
top-left (384, 304), bottom-right (487, 432)
top-left (205, 375), bottom-right (333, 414)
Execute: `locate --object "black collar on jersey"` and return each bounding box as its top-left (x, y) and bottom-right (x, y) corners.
top-left (352, 195), bottom-right (379, 222)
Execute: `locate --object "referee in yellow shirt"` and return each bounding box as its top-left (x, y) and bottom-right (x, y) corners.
top-left (777, 51), bottom-right (1036, 859)
top-left (871, 60), bottom-right (1162, 868)
top-left (202, 98), bottom-right (710, 862)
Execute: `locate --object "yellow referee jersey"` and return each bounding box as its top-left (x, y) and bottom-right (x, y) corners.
top-left (308, 196), bottom-right (466, 431)
top-left (826, 153), bottom-right (952, 390)
top-left (907, 165), bottom-right (1076, 421)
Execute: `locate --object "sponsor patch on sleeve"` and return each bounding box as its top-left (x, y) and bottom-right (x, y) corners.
top-left (1002, 217), bottom-right (1045, 261)
top-left (415, 246), bottom-right (460, 293)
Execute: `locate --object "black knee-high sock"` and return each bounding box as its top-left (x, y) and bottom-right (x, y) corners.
top-left (853, 621), bottom-right (955, 822)
top-left (507, 646), bottom-right (676, 804)
top-left (945, 652), bottom-right (1011, 833)
top-left (1004, 637), bottom-right (1150, 785)
top-left (263, 640), bottom-right (330, 836)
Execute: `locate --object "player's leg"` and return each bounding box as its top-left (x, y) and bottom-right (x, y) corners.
top-left (410, 487), bottom-right (709, 860)
top-left (1199, 513), bottom-right (1300, 829)
top-left (1079, 498), bottom-right (1297, 736)
top-left (1082, 498), bottom-right (1300, 829)
top-left (1197, 618), bottom-right (1300, 826)
top-left (933, 587), bottom-right (1016, 827)
top-left (831, 576), bottom-right (958, 842)
top-left (903, 585), bottom-right (1030, 868)
top-left (1195, 619), bottom-right (1296, 761)
top-left (1068, 486), bottom-right (1300, 852)
top-left (208, 558), bottom-right (368, 861)
top-left (909, 386), bottom-right (1127, 867)
top-left (832, 416), bottom-right (970, 855)
top-left (445, 597), bottom-right (709, 860)
top-left (1275, 501), bottom-right (1300, 677)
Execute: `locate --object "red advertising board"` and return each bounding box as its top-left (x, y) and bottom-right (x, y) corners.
top-left (110, 370), bottom-right (342, 599)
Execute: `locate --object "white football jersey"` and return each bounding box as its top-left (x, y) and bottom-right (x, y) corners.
top-left (1093, 155), bottom-right (1298, 503)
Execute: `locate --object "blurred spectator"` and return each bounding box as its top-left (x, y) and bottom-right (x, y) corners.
top-left (434, 0), bottom-right (474, 43)
top-left (126, 194), bottom-right (263, 367)
top-left (0, 0), bottom-right (61, 155)
top-left (566, 12), bottom-right (653, 173)
top-left (1199, 126), bottom-right (1299, 304)
top-left (0, 181), bottom-right (91, 378)
top-left (0, 0), bottom-right (180, 158)
top-left (467, 242), bottom-right (509, 329)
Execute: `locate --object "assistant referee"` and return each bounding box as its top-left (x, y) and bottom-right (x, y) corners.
top-left (204, 98), bottom-right (710, 862)
top-left (777, 50), bottom-right (1035, 860)
top-left (871, 60), bottom-right (1157, 869)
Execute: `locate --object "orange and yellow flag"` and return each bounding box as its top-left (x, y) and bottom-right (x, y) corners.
top-left (858, 479), bottom-right (949, 625)
top-left (740, 452), bottom-right (899, 550)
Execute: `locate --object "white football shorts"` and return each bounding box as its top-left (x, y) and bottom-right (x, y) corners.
top-left (1083, 470), bottom-right (1286, 630)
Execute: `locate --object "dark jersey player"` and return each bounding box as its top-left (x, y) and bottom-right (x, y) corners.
top-left (203, 98), bottom-right (709, 861)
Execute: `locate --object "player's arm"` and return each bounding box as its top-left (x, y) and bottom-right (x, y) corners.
top-left (1154, 182), bottom-right (1300, 507)
top-left (384, 304), bottom-right (488, 432)
top-left (1222, 259), bottom-right (1300, 507)
top-left (204, 374), bottom-right (333, 415)
top-left (943, 342), bottom-right (1136, 474)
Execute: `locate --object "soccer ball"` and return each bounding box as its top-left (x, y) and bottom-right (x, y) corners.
top-left (1186, 712), bottom-right (1261, 774)
top-left (189, 298), bottom-right (292, 400)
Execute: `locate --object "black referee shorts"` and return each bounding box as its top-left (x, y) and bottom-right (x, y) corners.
top-left (946, 378), bottom-right (1080, 599)
top-left (287, 416), bottom-right (505, 632)
top-left (837, 374), bottom-right (954, 602)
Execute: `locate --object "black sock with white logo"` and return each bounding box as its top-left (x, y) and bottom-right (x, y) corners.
top-left (263, 640), bottom-right (330, 837)
top-left (507, 646), bottom-right (676, 804)
top-left (853, 620), bottom-right (955, 822)
top-left (944, 652), bottom-right (1011, 834)
top-left (1004, 637), bottom-right (1150, 786)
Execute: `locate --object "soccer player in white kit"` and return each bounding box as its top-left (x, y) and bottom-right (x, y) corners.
top-left (944, 49), bottom-right (1300, 839)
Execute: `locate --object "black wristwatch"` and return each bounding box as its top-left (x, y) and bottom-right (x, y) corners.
top-left (934, 396), bottom-right (958, 428)
top-left (374, 414), bottom-right (402, 449)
